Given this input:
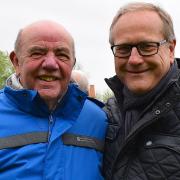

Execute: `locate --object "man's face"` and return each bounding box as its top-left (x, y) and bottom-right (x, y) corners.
top-left (11, 22), bottom-right (75, 106)
top-left (112, 10), bottom-right (175, 94)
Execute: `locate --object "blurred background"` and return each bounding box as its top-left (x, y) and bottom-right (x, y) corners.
top-left (0, 0), bottom-right (179, 99)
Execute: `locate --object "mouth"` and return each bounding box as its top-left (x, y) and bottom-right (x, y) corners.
top-left (127, 69), bottom-right (148, 74)
top-left (39, 76), bottom-right (58, 82)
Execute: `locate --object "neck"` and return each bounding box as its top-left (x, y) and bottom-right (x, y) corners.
top-left (46, 99), bottom-right (58, 111)
top-left (45, 89), bottom-right (67, 111)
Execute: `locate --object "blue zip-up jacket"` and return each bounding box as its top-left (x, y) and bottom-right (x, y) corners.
top-left (0, 84), bottom-right (107, 180)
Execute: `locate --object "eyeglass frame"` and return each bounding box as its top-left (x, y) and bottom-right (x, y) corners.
top-left (111, 39), bottom-right (167, 58)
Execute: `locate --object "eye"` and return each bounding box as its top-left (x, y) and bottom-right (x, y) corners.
top-left (115, 45), bottom-right (131, 55)
top-left (30, 52), bottom-right (43, 59)
top-left (139, 43), bottom-right (157, 52)
top-left (55, 51), bottom-right (70, 61)
top-left (29, 49), bottom-right (46, 59)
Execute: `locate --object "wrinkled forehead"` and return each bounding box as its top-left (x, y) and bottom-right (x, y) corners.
top-left (20, 22), bottom-right (74, 50)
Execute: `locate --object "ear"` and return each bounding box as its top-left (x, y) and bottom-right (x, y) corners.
top-left (73, 57), bottom-right (76, 66)
top-left (169, 39), bottom-right (176, 64)
top-left (9, 51), bottom-right (21, 75)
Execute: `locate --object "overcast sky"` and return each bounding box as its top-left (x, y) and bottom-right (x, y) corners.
top-left (0, 0), bottom-right (180, 93)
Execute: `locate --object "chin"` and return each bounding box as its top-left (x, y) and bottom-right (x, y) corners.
top-left (127, 84), bottom-right (150, 94)
top-left (38, 90), bottom-right (59, 100)
top-left (132, 88), bottom-right (151, 95)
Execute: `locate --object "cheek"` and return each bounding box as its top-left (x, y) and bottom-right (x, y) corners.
top-left (115, 60), bottom-right (119, 70)
top-left (21, 63), bottom-right (36, 77)
top-left (19, 61), bottom-right (40, 83)
top-left (158, 55), bottom-right (172, 75)
top-left (115, 61), bottom-right (124, 75)
top-left (59, 61), bottom-right (74, 78)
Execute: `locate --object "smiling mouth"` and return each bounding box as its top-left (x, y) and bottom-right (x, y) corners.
top-left (39, 76), bottom-right (57, 82)
top-left (127, 69), bottom-right (148, 74)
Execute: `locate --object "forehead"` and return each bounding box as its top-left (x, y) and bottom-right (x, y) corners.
top-left (112, 10), bottom-right (164, 43)
top-left (20, 24), bottom-right (73, 51)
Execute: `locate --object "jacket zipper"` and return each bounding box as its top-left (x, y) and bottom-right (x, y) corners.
top-left (48, 113), bottom-right (54, 142)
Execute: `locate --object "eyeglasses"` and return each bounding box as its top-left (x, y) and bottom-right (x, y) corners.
top-left (111, 39), bottom-right (167, 58)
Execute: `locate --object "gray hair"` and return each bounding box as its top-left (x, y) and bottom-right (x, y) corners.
top-left (109, 2), bottom-right (176, 45)
top-left (71, 70), bottom-right (89, 93)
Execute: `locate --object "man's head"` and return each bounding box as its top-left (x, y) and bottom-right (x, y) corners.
top-left (109, 2), bottom-right (176, 94)
top-left (71, 70), bottom-right (89, 93)
top-left (10, 20), bottom-right (76, 109)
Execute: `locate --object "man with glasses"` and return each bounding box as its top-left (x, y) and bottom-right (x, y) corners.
top-left (103, 2), bottom-right (180, 180)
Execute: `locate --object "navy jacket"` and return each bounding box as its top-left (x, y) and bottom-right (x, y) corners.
top-left (103, 60), bottom-right (180, 180)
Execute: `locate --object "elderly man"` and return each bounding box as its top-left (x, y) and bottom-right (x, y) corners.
top-left (71, 70), bottom-right (89, 94)
top-left (103, 2), bottom-right (180, 180)
top-left (0, 20), bottom-right (107, 179)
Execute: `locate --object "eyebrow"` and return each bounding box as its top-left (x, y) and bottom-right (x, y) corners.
top-left (54, 47), bottom-right (71, 54)
top-left (28, 46), bottom-right (48, 54)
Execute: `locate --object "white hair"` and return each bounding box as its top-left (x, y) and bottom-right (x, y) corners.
top-left (71, 70), bottom-right (89, 93)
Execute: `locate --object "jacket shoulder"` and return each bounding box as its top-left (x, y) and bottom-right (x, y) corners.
top-left (104, 97), bottom-right (122, 125)
top-left (103, 97), bottom-right (123, 141)
top-left (84, 97), bottom-right (107, 120)
top-left (87, 97), bottom-right (105, 108)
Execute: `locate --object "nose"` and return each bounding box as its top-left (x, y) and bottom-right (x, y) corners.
top-left (42, 53), bottom-right (59, 71)
top-left (128, 47), bottom-right (144, 65)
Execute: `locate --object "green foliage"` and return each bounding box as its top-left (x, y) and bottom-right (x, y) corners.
top-left (0, 50), bottom-right (14, 88)
top-left (96, 89), bottom-right (113, 103)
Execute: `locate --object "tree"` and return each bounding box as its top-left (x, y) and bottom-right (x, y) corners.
top-left (0, 50), bottom-right (14, 88)
top-left (96, 89), bottom-right (113, 103)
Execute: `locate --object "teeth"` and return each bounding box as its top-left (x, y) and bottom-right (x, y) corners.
top-left (40, 76), bottom-right (56, 81)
